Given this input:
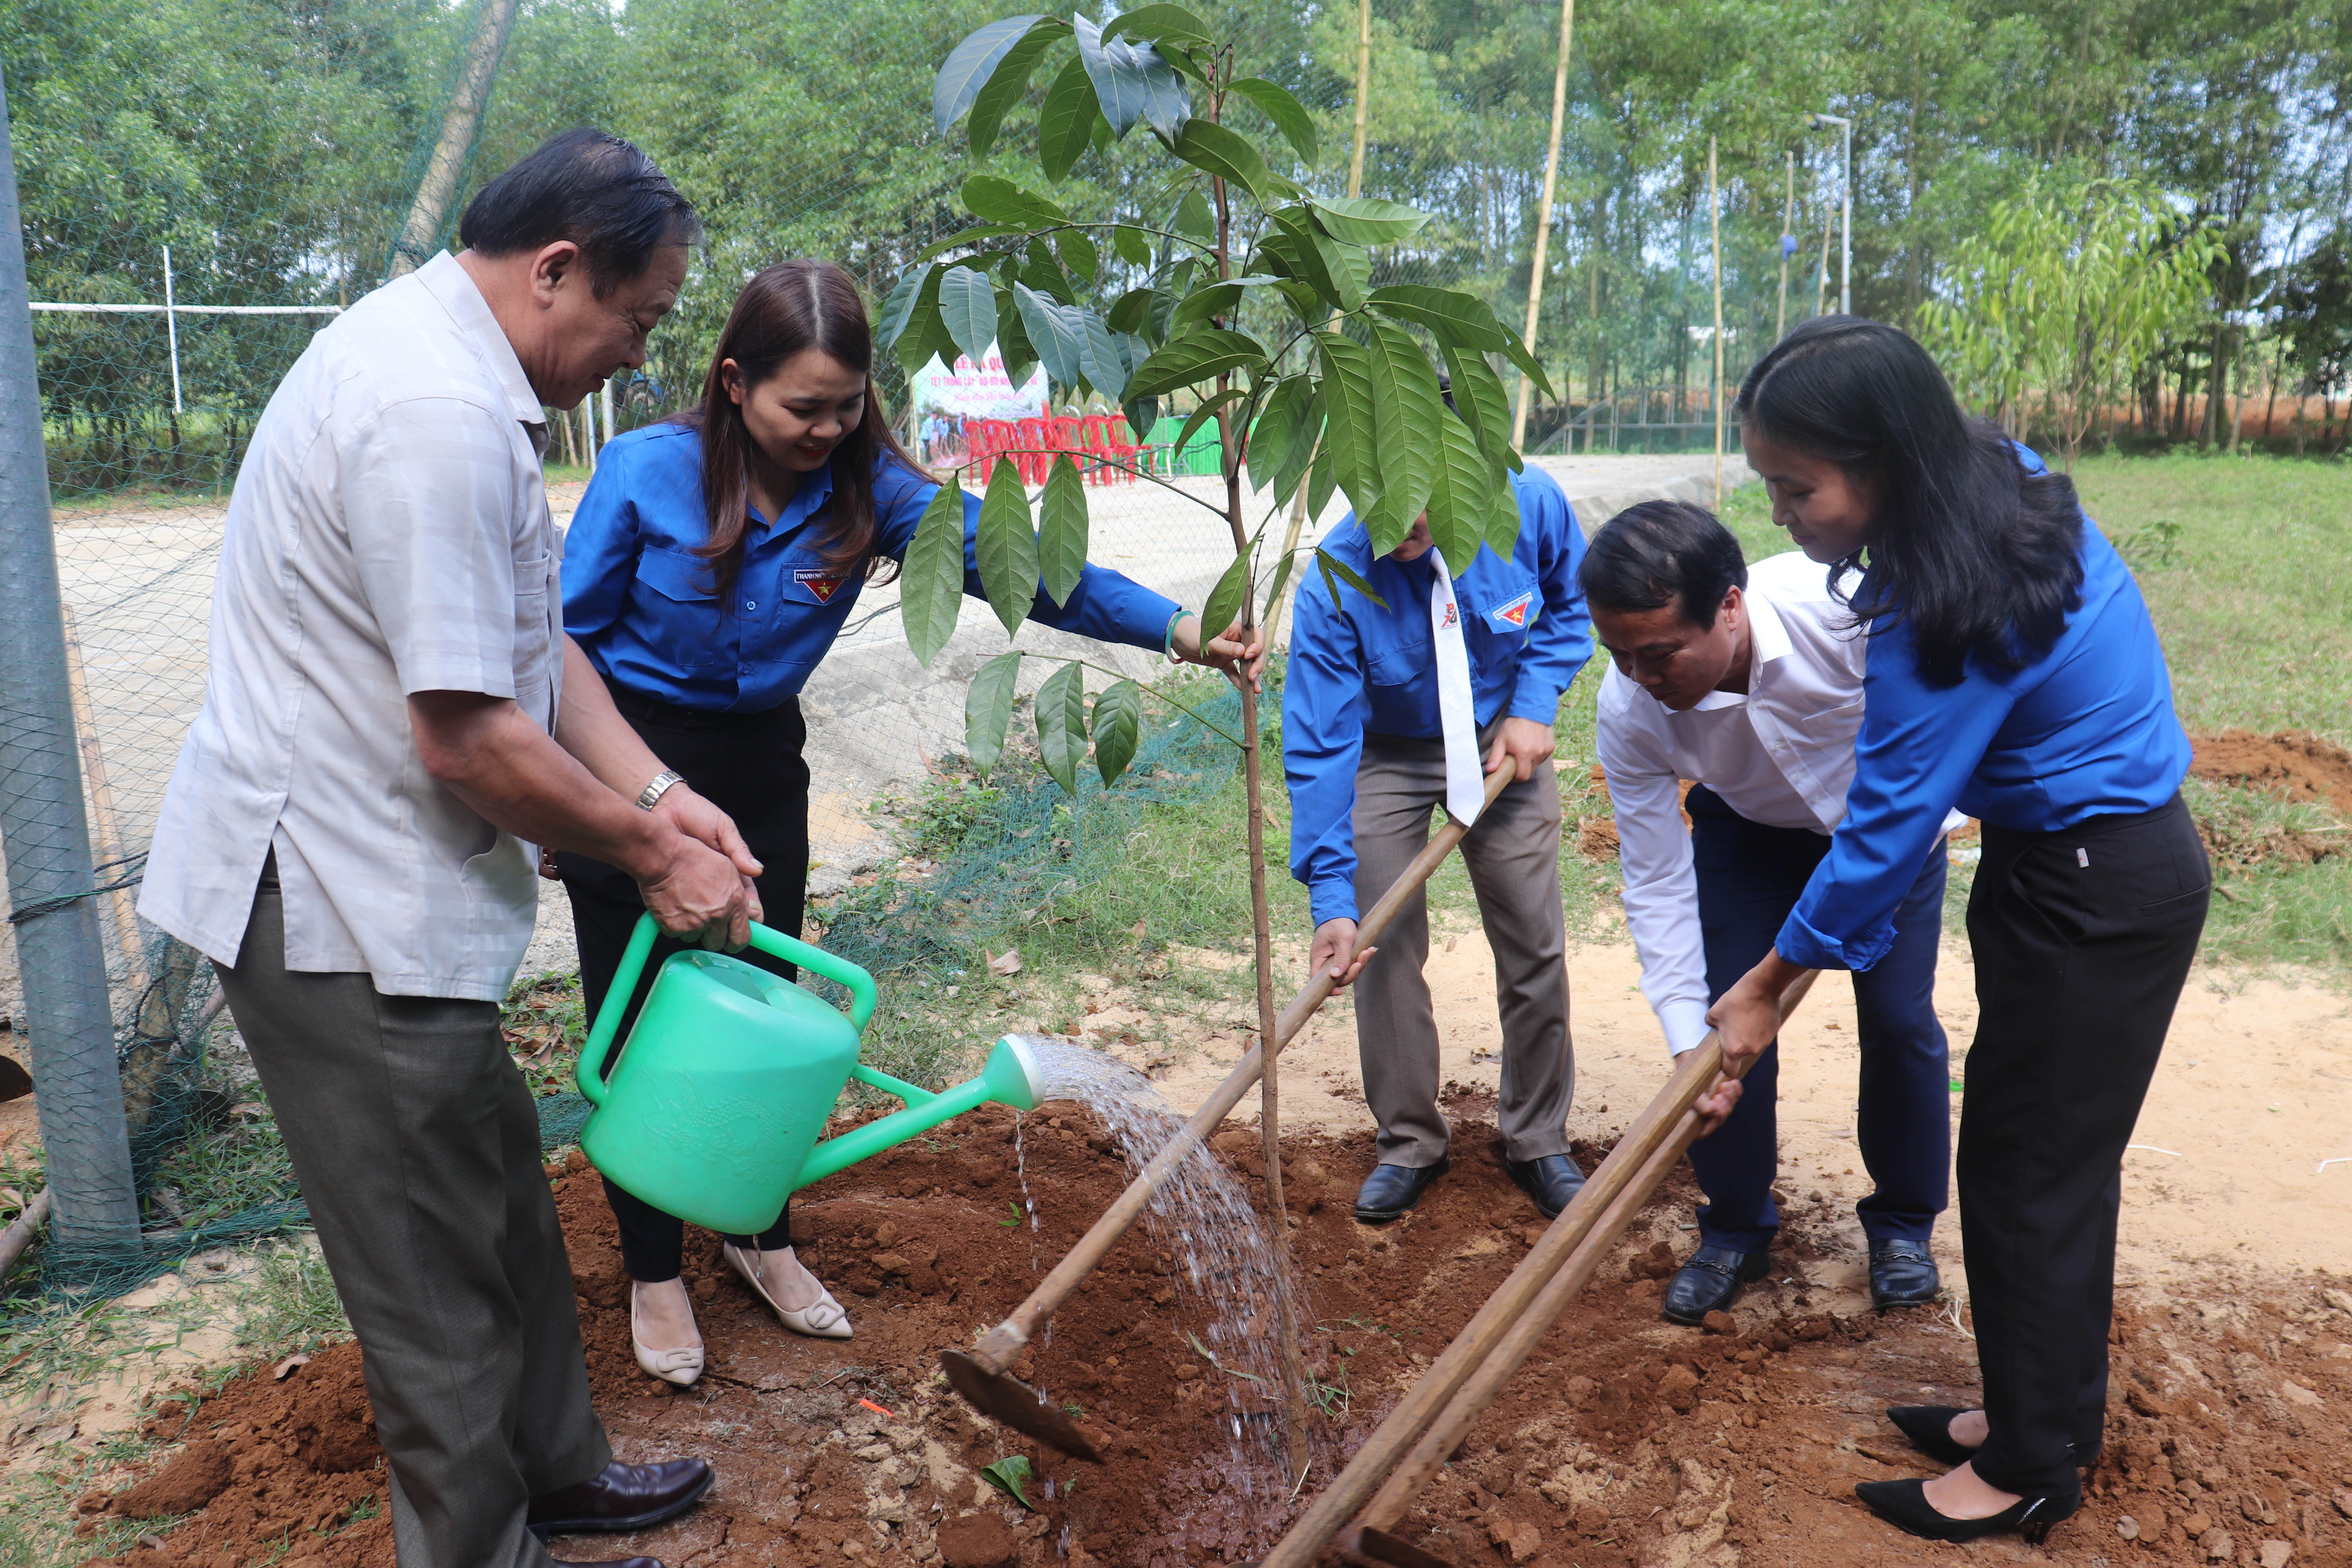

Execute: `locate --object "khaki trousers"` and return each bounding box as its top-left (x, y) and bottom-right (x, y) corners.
top-left (1350, 733), bottom-right (1575, 1167)
top-left (215, 874), bottom-right (609, 1568)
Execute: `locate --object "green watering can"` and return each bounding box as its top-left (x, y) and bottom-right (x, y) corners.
top-left (575, 913), bottom-right (1044, 1235)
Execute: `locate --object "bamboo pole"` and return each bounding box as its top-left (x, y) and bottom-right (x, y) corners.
top-left (60, 609), bottom-right (143, 989)
top-left (1710, 138), bottom-right (1723, 508)
top-left (1511, 0), bottom-right (1577, 449)
top-left (386, 0), bottom-right (523, 279)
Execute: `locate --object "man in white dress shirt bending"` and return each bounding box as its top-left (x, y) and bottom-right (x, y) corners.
top-left (1587, 501), bottom-right (1952, 1326)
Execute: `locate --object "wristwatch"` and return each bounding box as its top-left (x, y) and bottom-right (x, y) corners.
top-left (635, 770), bottom-right (685, 811)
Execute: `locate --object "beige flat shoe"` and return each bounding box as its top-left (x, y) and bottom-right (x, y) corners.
top-left (724, 1242), bottom-right (851, 1339)
top-left (630, 1283), bottom-right (706, 1386)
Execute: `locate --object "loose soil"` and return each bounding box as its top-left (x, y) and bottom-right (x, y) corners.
top-left (76, 1097), bottom-right (2352, 1568)
top-left (2190, 730), bottom-right (2352, 815)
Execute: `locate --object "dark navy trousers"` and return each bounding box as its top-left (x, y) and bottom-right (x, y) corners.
top-left (1684, 784), bottom-right (1952, 1253)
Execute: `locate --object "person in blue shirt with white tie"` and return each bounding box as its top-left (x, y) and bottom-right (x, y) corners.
top-left (1588, 503), bottom-right (1953, 1327)
top-left (1283, 445), bottom-right (1593, 1224)
top-left (1705, 318), bottom-right (2209, 1548)
top-left (561, 260), bottom-right (1259, 1388)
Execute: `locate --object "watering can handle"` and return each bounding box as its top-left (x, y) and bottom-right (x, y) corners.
top-left (575, 913), bottom-right (880, 1107)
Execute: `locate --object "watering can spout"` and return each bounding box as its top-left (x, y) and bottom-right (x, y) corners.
top-left (793, 1035), bottom-right (1046, 1191)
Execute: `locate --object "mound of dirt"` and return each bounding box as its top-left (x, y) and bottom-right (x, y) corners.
top-left (2192, 730), bottom-right (2352, 814)
top-left (84, 1102), bottom-right (2352, 1566)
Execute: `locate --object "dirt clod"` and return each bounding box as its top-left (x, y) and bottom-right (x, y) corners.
top-left (109, 1439), bottom-right (232, 1518)
top-left (937, 1512), bottom-right (1019, 1567)
top-left (1487, 1516), bottom-right (1542, 1562)
top-left (1699, 1310), bottom-right (1737, 1335)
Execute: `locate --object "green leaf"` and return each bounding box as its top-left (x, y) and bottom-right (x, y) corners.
top-left (1081, 311), bottom-right (1133, 401)
top-left (1314, 331), bottom-right (1384, 523)
top-left (1227, 78), bottom-right (1319, 164)
top-left (1423, 404), bottom-right (1495, 574)
top-left (1439, 343), bottom-right (1523, 474)
top-left (965, 22), bottom-right (1068, 157)
top-left (1269, 392), bottom-right (1323, 508)
top-left (1123, 393), bottom-right (1160, 443)
top-left (1038, 54), bottom-right (1102, 183)
top-left (1074, 13), bottom-right (1190, 140)
top-left (1102, 3), bottom-right (1215, 47)
top-left (980, 1454), bottom-right (1039, 1511)
top-left (1112, 225), bottom-right (1153, 267)
top-left (1200, 537), bottom-right (1257, 646)
top-left (961, 174), bottom-right (1069, 229)
top-left (1246, 375), bottom-right (1312, 494)
top-left (1173, 188), bottom-right (1214, 238)
top-left (1014, 283), bottom-right (1087, 390)
top-left (1170, 281), bottom-right (1243, 328)
top-left (1261, 544), bottom-right (1301, 625)
top-left (1125, 327), bottom-right (1266, 398)
top-left (1306, 434), bottom-right (1339, 522)
top-left (1367, 285), bottom-right (1513, 352)
top-left (895, 267), bottom-right (955, 372)
top-left (903, 479), bottom-right (967, 666)
top-left (1265, 209), bottom-right (1363, 312)
top-left (1316, 545), bottom-right (1390, 610)
top-left (1107, 287), bottom-right (1161, 334)
top-left (1173, 388), bottom-right (1244, 459)
top-left (976, 456), bottom-right (1039, 635)
top-left (918, 223), bottom-right (1024, 263)
top-left (936, 16), bottom-right (1052, 136)
top-left (1037, 454), bottom-right (1089, 603)
top-left (1308, 195), bottom-right (1433, 246)
top-left (874, 264), bottom-right (933, 352)
top-left (1034, 662), bottom-right (1089, 795)
top-left (1362, 319), bottom-right (1445, 554)
top-left (1170, 119), bottom-right (1285, 208)
top-left (1484, 466), bottom-right (1523, 563)
top-left (1091, 679), bottom-right (1142, 785)
top-left (938, 266), bottom-right (998, 368)
top-left (1501, 332), bottom-right (1557, 403)
top-left (964, 651), bottom-right (1024, 780)
top-left (1057, 228), bottom-right (1099, 283)
top-left (996, 287), bottom-right (1039, 388)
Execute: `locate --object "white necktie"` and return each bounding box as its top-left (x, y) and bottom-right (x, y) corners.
top-left (1428, 549), bottom-right (1483, 828)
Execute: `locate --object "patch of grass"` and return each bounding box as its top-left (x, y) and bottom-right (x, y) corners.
top-left (234, 1241), bottom-right (349, 1355)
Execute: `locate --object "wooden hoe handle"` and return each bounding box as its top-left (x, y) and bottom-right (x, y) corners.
top-left (966, 764), bottom-right (1517, 1376)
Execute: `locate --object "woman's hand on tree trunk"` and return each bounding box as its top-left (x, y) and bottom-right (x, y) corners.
top-left (1171, 613), bottom-right (1268, 692)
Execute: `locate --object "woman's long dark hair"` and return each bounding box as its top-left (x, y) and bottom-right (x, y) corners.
top-left (677, 259), bottom-right (927, 597)
top-left (1734, 316), bottom-right (2084, 686)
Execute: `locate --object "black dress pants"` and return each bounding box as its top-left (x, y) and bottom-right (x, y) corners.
top-left (557, 683), bottom-right (809, 1283)
top-left (1961, 793), bottom-right (2208, 1496)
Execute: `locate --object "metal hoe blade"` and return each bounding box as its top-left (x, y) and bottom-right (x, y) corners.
top-left (1333, 1525), bottom-right (1464, 1567)
top-left (940, 1348), bottom-right (1105, 1463)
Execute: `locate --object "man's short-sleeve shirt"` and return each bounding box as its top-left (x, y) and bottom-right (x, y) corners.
top-left (139, 251), bottom-right (562, 1001)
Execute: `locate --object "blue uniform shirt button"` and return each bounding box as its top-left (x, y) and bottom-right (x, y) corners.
top-left (744, 600), bottom-right (756, 609)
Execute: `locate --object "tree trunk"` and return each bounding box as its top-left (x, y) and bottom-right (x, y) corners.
top-left (387, 0), bottom-right (523, 279)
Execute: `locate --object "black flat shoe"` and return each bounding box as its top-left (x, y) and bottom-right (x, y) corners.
top-left (1504, 1153), bottom-right (1586, 1219)
top-left (1354, 1156), bottom-right (1450, 1223)
top-left (1869, 1238), bottom-right (1941, 1307)
top-left (529, 1458), bottom-right (713, 1537)
top-left (1886, 1405), bottom-right (1980, 1466)
top-left (1661, 1244), bottom-right (1770, 1325)
top-left (1854, 1477), bottom-right (2076, 1544)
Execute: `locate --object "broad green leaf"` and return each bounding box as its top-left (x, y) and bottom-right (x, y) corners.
top-left (1423, 403), bottom-right (1495, 574)
top-left (961, 174), bottom-right (1069, 229)
top-left (1272, 278), bottom-right (1325, 330)
top-left (976, 453), bottom-right (1039, 634)
top-left (1091, 679), bottom-right (1142, 785)
top-left (964, 651), bottom-right (1024, 780)
top-left (1317, 546), bottom-right (1389, 610)
top-left (1362, 319), bottom-right (1444, 554)
top-left (1268, 395), bottom-right (1323, 508)
top-left (1173, 188), bottom-right (1214, 238)
top-left (1038, 454), bottom-right (1089, 603)
top-left (1368, 285), bottom-right (1513, 352)
top-left (1057, 228), bottom-right (1099, 282)
top-left (1200, 537), bottom-right (1257, 644)
top-left (1171, 119), bottom-right (1284, 207)
top-left (935, 16), bottom-right (1051, 135)
top-left (1306, 435), bottom-right (1339, 522)
top-left (1102, 3), bottom-right (1214, 47)
top-left (918, 224), bottom-right (1024, 263)
top-left (1261, 544), bottom-right (1300, 625)
top-left (1074, 13), bottom-right (1191, 140)
top-left (1125, 327), bottom-right (1266, 398)
top-left (996, 287), bottom-right (1039, 387)
top-left (1019, 253), bottom-right (1076, 307)
top-left (1107, 287), bottom-right (1162, 334)
top-left (980, 1453), bottom-right (1040, 1511)
top-left (1173, 388), bottom-right (1244, 459)
top-left (1501, 332), bottom-right (1557, 403)
top-left (1122, 393), bottom-right (1160, 443)
top-left (1170, 281), bottom-right (1243, 328)
top-left (1314, 331), bottom-right (1383, 521)
top-left (1308, 194), bottom-right (1433, 246)
top-left (1484, 466), bottom-right (1523, 563)
top-left (896, 266), bottom-right (955, 372)
top-left (1314, 549), bottom-right (1348, 620)
top-left (938, 267), bottom-right (997, 368)
top-left (1264, 210), bottom-right (1362, 312)
top-left (1246, 374), bottom-right (1312, 494)
top-left (1014, 283), bottom-right (1087, 389)
top-left (1034, 662), bottom-right (1089, 794)
top-left (1112, 225), bottom-right (1153, 267)
top-left (1227, 77), bottom-right (1319, 164)
top-left (1439, 342), bottom-right (1523, 475)
top-left (1038, 56), bottom-right (1102, 183)
top-left (903, 479), bottom-right (967, 666)
top-left (1080, 310), bottom-right (1130, 400)
top-left (1128, 40), bottom-right (1193, 140)
top-left (874, 264), bottom-right (933, 352)
top-left (966, 22), bottom-right (1068, 157)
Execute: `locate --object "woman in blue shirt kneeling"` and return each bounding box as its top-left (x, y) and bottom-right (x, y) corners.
top-left (1705, 318), bottom-right (2208, 1547)
top-left (561, 260), bottom-right (1258, 1387)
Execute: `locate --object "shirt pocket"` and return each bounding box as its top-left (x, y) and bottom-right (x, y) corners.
top-left (1462, 563), bottom-right (1541, 657)
top-left (511, 553), bottom-right (557, 727)
top-left (632, 546), bottom-right (726, 671)
top-left (1366, 635), bottom-right (1432, 689)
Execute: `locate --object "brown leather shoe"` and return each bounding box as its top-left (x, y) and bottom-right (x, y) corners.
top-left (528, 1458), bottom-right (712, 1536)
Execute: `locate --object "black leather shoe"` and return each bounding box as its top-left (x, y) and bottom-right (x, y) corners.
top-left (1886, 1405), bottom-right (1980, 1466)
top-left (528, 1459), bottom-right (713, 1537)
top-left (1353, 1156), bottom-right (1450, 1223)
top-left (1661, 1244), bottom-right (1770, 1326)
top-left (1855, 1477), bottom-right (2077, 1544)
top-left (1504, 1153), bottom-right (1586, 1220)
top-left (1869, 1238), bottom-right (1940, 1308)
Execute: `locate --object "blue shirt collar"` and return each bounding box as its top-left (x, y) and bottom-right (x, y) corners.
top-left (755, 459), bottom-right (838, 538)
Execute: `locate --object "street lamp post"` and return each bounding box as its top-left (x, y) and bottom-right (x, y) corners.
top-left (1808, 112), bottom-right (1852, 316)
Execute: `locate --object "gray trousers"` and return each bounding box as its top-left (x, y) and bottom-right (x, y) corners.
top-left (1352, 733), bottom-right (1575, 1167)
top-left (215, 876), bottom-right (609, 1568)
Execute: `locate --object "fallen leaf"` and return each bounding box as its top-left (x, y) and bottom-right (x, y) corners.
top-left (1130, 918), bottom-right (1148, 937)
top-left (981, 1454), bottom-right (1038, 1509)
top-left (987, 947), bottom-right (1023, 977)
top-left (272, 1353), bottom-right (310, 1381)
top-left (229, 1102), bottom-right (268, 1120)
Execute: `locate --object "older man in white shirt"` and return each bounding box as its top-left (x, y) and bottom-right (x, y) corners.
top-left (142, 131), bottom-right (755, 1568)
top-left (1587, 501), bottom-right (1952, 1327)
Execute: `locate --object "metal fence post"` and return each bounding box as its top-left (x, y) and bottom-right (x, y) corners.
top-left (0, 63), bottom-right (144, 1263)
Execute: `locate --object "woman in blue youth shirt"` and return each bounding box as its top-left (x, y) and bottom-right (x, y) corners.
top-left (1704, 319), bottom-right (2208, 1546)
top-left (561, 260), bottom-right (1259, 1387)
